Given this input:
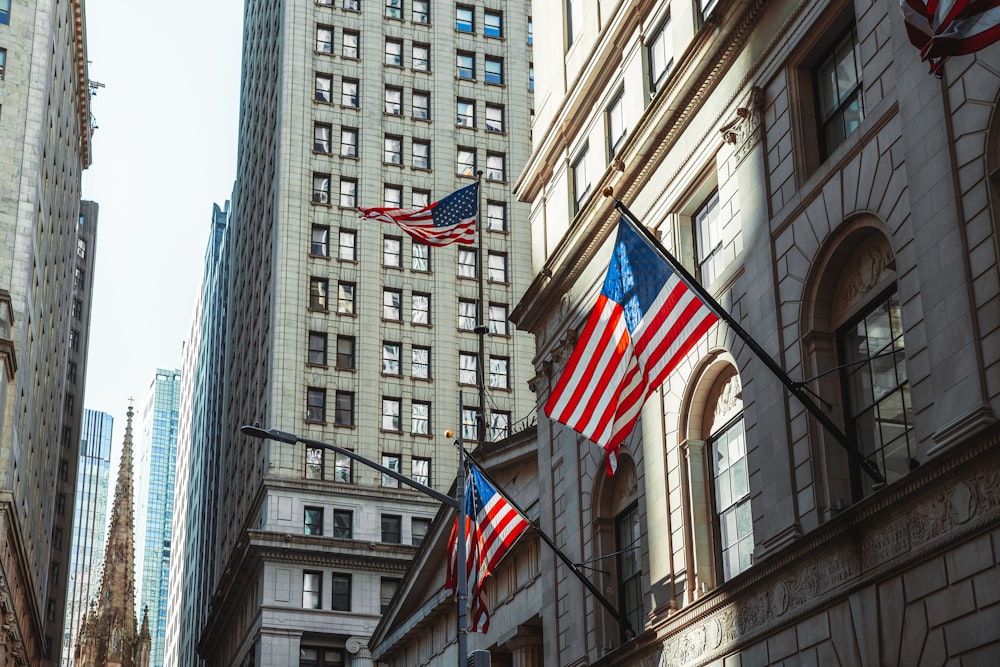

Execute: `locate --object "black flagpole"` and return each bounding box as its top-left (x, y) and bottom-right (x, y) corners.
top-left (461, 449), bottom-right (635, 639)
top-left (608, 189), bottom-right (884, 484)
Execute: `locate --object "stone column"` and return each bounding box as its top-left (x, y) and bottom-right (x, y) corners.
top-left (346, 637), bottom-right (373, 667)
top-left (506, 636), bottom-right (543, 667)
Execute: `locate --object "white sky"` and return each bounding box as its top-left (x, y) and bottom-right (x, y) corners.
top-left (81, 0), bottom-right (244, 434)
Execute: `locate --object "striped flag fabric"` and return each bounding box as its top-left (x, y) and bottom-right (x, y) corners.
top-left (358, 182), bottom-right (478, 246)
top-left (544, 217), bottom-right (719, 475)
top-left (901, 0), bottom-right (1000, 71)
top-left (446, 464), bottom-right (530, 633)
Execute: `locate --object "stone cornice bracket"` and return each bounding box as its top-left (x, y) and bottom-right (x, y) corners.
top-left (718, 85), bottom-right (764, 165)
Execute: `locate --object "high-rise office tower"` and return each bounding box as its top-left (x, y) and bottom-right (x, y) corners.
top-left (172, 1), bottom-right (537, 664)
top-left (166, 202), bottom-right (229, 667)
top-left (62, 410), bottom-right (115, 667)
top-left (0, 0), bottom-right (96, 659)
top-left (135, 370), bottom-right (181, 667)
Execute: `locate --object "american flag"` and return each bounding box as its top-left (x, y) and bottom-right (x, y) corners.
top-left (544, 217), bottom-right (719, 475)
top-left (358, 182), bottom-right (478, 246)
top-left (446, 464), bottom-right (530, 633)
top-left (902, 0), bottom-right (1000, 72)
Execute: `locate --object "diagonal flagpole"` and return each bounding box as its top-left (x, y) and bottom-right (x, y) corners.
top-left (461, 447), bottom-right (635, 640)
top-left (605, 188), bottom-right (884, 484)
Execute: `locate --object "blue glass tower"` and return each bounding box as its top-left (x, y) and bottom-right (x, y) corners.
top-left (135, 370), bottom-right (181, 667)
top-left (62, 409), bottom-right (114, 666)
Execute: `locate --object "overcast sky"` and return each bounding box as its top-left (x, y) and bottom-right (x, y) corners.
top-left (81, 0), bottom-right (244, 436)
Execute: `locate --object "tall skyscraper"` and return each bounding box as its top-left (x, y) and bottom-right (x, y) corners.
top-left (62, 410), bottom-right (115, 667)
top-left (170, 1), bottom-right (537, 664)
top-left (135, 370), bottom-right (181, 667)
top-left (166, 202), bottom-right (229, 667)
top-left (0, 0), bottom-right (96, 660)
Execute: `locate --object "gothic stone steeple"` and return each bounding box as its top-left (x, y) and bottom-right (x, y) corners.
top-left (74, 404), bottom-right (151, 667)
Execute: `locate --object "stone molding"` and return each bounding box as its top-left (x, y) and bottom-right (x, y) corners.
top-left (719, 86), bottom-right (764, 167)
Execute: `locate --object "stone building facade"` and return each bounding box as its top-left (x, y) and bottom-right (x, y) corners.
top-left (370, 0), bottom-right (1000, 664)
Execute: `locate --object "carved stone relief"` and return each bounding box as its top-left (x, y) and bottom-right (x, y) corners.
top-left (719, 86), bottom-right (764, 166)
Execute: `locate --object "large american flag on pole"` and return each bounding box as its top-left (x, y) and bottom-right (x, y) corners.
top-left (358, 182), bottom-right (478, 246)
top-left (901, 0), bottom-right (1000, 71)
top-left (544, 217), bottom-right (719, 475)
top-left (446, 464), bottom-right (530, 633)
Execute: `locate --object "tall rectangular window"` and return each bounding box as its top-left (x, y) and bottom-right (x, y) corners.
top-left (573, 146), bottom-right (591, 212)
top-left (340, 127), bottom-right (358, 157)
top-left (382, 342), bottom-right (401, 374)
top-left (412, 518), bottom-right (431, 546)
top-left (485, 104), bottom-right (504, 132)
top-left (462, 407), bottom-right (480, 441)
top-left (413, 0), bottom-right (429, 23)
top-left (382, 399), bottom-right (402, 431)
top-left (486, 152), bottom-right (505, 181)
top-left (484, 10), bottom-right (502, 38)
top-left (304, 507), bottom-right (323, 536)
top-left (381, 578), bottom-right (400, 613)
top-left (457, 99), bottom-right (475, 127)
top-left (711, 417), bottom-right (754, 580)
top-left (488, 252), bottom-right (507, 283)
top-left (305, 446), bottom-right (324, 480)
top-left (303, 571), bottom-right (323, 609)
top-left (339, 178), bottom-right (357, 207)
top-left (384, 185), bottom-right (402, 208)
top-left (311, 225), bottom-right (330, 257)
top-left (337, 282), bottom-right (356, 314)
top-left (384, 135), bottom-right (402, 164)
top-left (312, 173), bottom-right (331, 204)
top-left (333, 510), bottom-right (353, 538)
top-left (309, 277), bottom-right (330, 310)
top-left (381, 457), bottom-right (401, 488)
top-left (649, 17), bottom-right (673, 90)
top-left (0, 1), bottom-right (9, 25)
top-left (342, 78), bottom-right (359, 107)
top-left (413, 43), bottom-right (430, 71)
top-left (458, 248), bottom-right (477, 278)
top-left (456, 5), bottom-right (474, 32)
top-left (342, 30), bottom-right (359, 58)
top-left (412, 140), bottom-right (430, 169)
top-left (490, 411), bottom-right (511, 441)
top-left (314, 123), bottom-right (332, 153)
top-left (412, 243), bottom-right (430, 271)
top-left (412, 403), bottom-right (431, 435)
top-left (608, 91), bottom-right (627, 156)
top-left (381, 515), bottom-right (403, 542)
top-left (412, 457), bottom-right (431, 485)
top-left (316, 73), bottom-right (333, 102)
top-left (384, 236), bottom-right (402, 267)
top-left (385, 0), bottom-right (402, 19)
top-left (316, 25), bottom-right (334, 53)
top-left (815, 27), bottom-right (864, 158)
top-left (308, 331), bottom-right (328, 366)
top-left (457, 51), bottom-right (475, 79)
top-left (486, 202), bottom-right (507, 231)
top-left (413, 189), bottom-right (431, 207)
top-left (336, 335), bottom-right (355, 369)
top-left (459, 299), bottom-right (478, 331)
top-left (412, 293), bottom-right (430, 324)
top-left (484, 57), bottom-right (503, 85)
top-left (489, 303), bottom-right (508, 335)
top-left (385, 38), bottom-right (403, 66)
top-left (695, 189), bottom-right (722, 286)
top-left (566, 0), bottom-right (582, 48)
top-left (457, 147), bottom-right (476, 176)
top-left (412, 346), bottom-right (430, 378)
top-left (616, 505), bottom-right (644, 640)
top-left (413, 90), bottom-right (430, 119)
top-left (334, 453), bottom-right (352, 483)
top-left (339, 229), bottom-right (356, 260)
top-left (306, 388), bottom-right (326, 422)
top-left (459, 352), bottom-right (478, 385)
top-left (331, 573), bottom-right (352, 611)
top-left (489, 356), bottom-right (510, 389)
top-left (385, 86), bottom-right (403, 115)
top-left (335, 391), bottom-right (355, 426)
top-left (383, 289), bottom-right (402, 320)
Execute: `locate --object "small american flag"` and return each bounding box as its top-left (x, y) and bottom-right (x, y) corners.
top-left (446, 464), bottom-right (530, 633)
top-left (358, 182), bottom-right (478, 246)
top-left (544, 217), bottom-right (718, 475)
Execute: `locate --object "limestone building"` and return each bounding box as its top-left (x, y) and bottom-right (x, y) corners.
top-left (0, 0), bottom-right (96, 662)
top-left (169, 1), bottom-right (538, 664)
top-left (74, 405), bottom-right (151, 667)
top-left (371, 0), bottom-right (1000, 664)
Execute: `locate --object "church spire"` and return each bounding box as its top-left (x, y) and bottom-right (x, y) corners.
top-left (74, 403), bottom-right (150, 667)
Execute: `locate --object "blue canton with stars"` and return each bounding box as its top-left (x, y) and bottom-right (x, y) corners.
top-left (601, 218), bottom-right (674, 332)
top-left (432, 182), bottom-right (479, 227)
